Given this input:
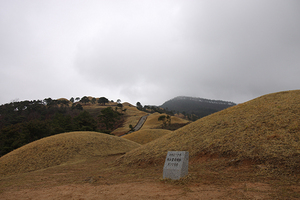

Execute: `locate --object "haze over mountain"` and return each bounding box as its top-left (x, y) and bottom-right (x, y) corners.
top-left (160, 96), bottom-right (236, 118)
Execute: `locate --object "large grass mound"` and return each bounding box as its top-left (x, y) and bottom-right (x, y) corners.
top-left (141, 112), bottom-right (189, 130)
top-left (122, 129), bottom-right (172, 144)
top-left (120, 90), bottom-right (300, 172)
top-left (0, 131), bottom-right (140, 175)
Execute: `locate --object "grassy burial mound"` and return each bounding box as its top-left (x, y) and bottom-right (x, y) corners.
top-left (119, 90), bottom-right (300, 173)
top-left (141, 112), bottom-right (190, 130)
top-left (122, 129), bottom-right (172, 144)
top-left (0, 131), bottom-right (140, 176)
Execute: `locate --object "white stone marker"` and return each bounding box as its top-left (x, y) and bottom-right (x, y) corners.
top-left (163, 151), bottom-right (189, 180)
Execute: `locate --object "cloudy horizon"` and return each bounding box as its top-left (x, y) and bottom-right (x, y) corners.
top-left (1, 0), bottom-right (300, 106)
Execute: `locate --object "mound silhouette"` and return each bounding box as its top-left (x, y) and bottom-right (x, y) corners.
top-left (119, 90), bottom-right (300, 172)
top-left (0, 131), bottom-right (140, 175)
top-left (122, 129), bottom-right (172, 144)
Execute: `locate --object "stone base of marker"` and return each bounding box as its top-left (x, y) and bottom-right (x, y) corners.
top-left (163, 151), bottom-right (189, 180)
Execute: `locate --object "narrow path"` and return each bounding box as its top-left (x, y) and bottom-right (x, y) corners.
top-left (121, 114), bottom-right (149, 136)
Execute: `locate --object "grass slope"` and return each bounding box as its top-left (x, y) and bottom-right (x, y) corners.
top-left (122, 129), bottom-right (172, 144)
top-left (119, 90), bottom-right (300, 173)
top-left (0, 131), bottom-right (140, 176)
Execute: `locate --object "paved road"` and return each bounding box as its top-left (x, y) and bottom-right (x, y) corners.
top-left (132, 114), bottom-right (149, 131)
top-left (121, 114), bottom-right (149, 136)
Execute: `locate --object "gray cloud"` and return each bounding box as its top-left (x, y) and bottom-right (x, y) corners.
top-left (1, 0), bottom-right (300, 105)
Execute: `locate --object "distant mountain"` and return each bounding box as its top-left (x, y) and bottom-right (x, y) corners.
top-left (160, 96), bottom-right (236, 119)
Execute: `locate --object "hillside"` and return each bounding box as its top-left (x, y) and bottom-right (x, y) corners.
top-left (119, 90), bottom-right (300, 174)
top-left (0, 96), bottom-right (187, 156)
top-left (0, 131), bottom-right (140, 175)
top-left (160, 96), bottom-right (236, 119)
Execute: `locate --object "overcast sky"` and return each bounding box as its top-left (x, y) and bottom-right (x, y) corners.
top-left (1, 0), bottom-right (300, 106)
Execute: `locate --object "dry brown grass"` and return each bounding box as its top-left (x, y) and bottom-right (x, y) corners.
top-left (0, 153), bottom-right (298, 199)
top-left (170, 114), bottom-right (190, 124)
top-left (141, 112), bottom-right (190, 130)
top-left (0, 131), bottom-right (140, 176)
top-left (122, 129), bottom-right (172, 144)
top-left (1, 93), bottom-right (299, 199)
top-left (119, 90), bottom-right (300, 174)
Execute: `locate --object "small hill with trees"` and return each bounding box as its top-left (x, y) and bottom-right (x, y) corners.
top-left (140, 112), bottom-right (190, 130)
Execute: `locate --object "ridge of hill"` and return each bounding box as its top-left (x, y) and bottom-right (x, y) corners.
top-left (122, 129), bottom-right (172, 144)
top-left (119, 90), bottom-right (300, 174)
top-left (160, 96), bottom-right (236, 119)
top-left (0, 131), bottom-right (140, 175)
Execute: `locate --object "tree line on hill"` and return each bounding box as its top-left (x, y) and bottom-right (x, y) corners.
top-left (0, 97), bottom-right (124, 157)
top-left (136, 102), bottom-right (199, 121)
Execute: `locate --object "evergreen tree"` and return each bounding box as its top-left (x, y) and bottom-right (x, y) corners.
top-left (80, 96), bottom-right (90, 105)
top-left (98, 97), bottom-right (109, 105)
top-left (98, 107), bottom-right (121, 131)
